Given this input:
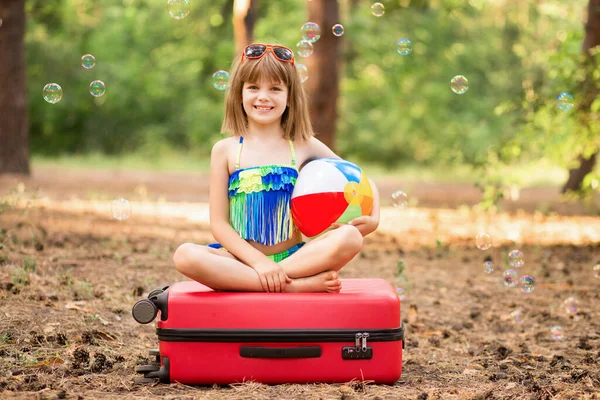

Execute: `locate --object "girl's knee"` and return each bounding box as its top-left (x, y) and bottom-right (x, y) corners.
top-left (337, 225), bottom-right (363, 255)
top-left (173, 242), bottom-right (200, 273)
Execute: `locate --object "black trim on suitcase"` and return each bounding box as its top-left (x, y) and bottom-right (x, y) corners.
top-left (156, 324), bottom-right (404, 343)
top-left (240, 346), bottom-right (322, 358)
top-left (155, 290), bottom-right (169, 321)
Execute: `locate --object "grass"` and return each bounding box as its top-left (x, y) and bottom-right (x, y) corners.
top-left (32, 152), bottom-right (570, 188)
top-left (32, 151), bottom-right (211, 174)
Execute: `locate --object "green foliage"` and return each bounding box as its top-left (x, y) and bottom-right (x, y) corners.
top-left (396, 259), bottom-right (405, 276)
top-left (27, 0), bottom-right (237, 156)
top-left (23, 256), bottom-right (37, 273)
top-left (11, 267), bottom-right (29, 287)
top-left (25, 0), bottom-right (598, 200)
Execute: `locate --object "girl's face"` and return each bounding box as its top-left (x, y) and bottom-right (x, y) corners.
top-left (242, 78), bottom-right (289, 129)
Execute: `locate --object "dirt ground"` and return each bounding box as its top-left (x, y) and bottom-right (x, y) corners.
top-left (0, 167), bottom-right (599, 400)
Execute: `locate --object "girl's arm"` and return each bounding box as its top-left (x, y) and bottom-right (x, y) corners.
top-left (307, 137), bottom-right (342, 159)
top-left (208, 139), bottom-right (272, 267)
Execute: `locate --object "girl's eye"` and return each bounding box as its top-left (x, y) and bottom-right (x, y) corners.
top-left (248, 86), bottom-right (258, 89)
top-left (271, 87), bottom-right (281, 91)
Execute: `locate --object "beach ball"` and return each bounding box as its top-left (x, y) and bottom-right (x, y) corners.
top-left (291, 158), bottom-right (373, 237)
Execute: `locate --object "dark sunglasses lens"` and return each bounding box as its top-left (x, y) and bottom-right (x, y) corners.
top-left (245, 45), bottom-right (266, 57)
top-left (273, 47), bottom-right (293, 61)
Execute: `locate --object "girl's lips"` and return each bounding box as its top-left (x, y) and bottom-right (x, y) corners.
top-left (254, 106), bottom-right (274, 110)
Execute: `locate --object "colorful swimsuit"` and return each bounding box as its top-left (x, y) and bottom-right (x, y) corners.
top-left (208, 136), bottom-right (304, 261)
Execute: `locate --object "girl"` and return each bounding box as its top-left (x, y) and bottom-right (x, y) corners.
top-left (173, 43), bottom-right (380, 293)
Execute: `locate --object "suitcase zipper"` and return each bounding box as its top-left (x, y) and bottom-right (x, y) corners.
top-left (156, 325), bottom-right (404, 343)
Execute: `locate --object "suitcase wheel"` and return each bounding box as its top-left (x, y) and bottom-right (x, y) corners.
top-left (135, 356), bottom-right (170, 385)
top-left (135, 364), bottom-right (160, 373)
top-left (131, 299), bottom-right (158, 324)
top-left (133, 377), bottom-right (158, 385)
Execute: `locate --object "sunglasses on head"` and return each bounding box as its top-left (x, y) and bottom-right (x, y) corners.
top-left (242, 44), bottom-right (295, 66)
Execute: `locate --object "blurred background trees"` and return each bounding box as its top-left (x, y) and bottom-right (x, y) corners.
top-left (1, 0), bottom-right (598, 199)
top-left (0, 0), bottom-right (29, 174)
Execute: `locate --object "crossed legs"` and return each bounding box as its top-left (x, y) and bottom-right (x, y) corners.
top-left (173, 225), bottom-right (363, 293)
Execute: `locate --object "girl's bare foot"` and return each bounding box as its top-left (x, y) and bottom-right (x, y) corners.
top-left (286, 271), bottom-right (341, 293)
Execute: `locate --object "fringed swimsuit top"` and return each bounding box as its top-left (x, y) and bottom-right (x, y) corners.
top-left (228, 136), bottom-right (298, 246)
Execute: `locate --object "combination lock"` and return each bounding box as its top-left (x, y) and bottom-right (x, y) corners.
top-left (342, 332), bottom-right (373, 360)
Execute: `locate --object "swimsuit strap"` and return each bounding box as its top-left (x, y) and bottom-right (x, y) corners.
top-left (235, 136), bottom-right (296, 169)
top-left (235, 136), bottom-right (244, 170)
top-left (288, 140), bottom-right (296, 167)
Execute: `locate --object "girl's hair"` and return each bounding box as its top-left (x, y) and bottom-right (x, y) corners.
top-left (221, 46), bottom-right (314, 141)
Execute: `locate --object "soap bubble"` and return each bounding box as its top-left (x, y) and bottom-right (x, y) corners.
top-left (371, 2), bottom-right (385, 17)
top-left (508, 249), bottom-right (524, 268)
top-left (450, 75), bottom-right (469, 94)
top-left (503, 270), bottom-right (518, 287)
top-left (301, 22), bottom-right (321, 43)
top-left (592, 263), bottom-right (600, 278)
top-left (556, 92), bottom-right (574, 111)
top-left (89, 80), bottom-right (106, 97)
top-left (396, 38), bottom-right (412, 56)
top-left (563, 297), bottom-right (578, 315)
top-left (519, 275), bottom-right (534, 293)
top-left (550, 325), bottom-right (564, 341)
top-left (296, 64), bottom-right (309, 83)
top-left (81, 54), bottom-right (96, 69)
top-left (475, 232), bottom-right (492, 250)
top-left (510, 309), bottom-right (523, 324)
top-left (43, 83), bottom-right (63, 104)
top-left (484, 261), bottom-right (494, 274)
top-left (212, 70), bottom-right (229, 91)
top-left (391, 190), bottom-right (408, 208)
top-left (332, 24), bottom-right (344, 37)
top-left (111, 198), bottom-right (131, 221)
top-left (296, 40), bottom-right (314, 58)
top-left (395, 287), bottom-right (405, 301)
top-left (167, 0), bottom-right (190, 19)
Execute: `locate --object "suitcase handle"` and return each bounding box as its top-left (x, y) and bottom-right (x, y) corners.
top-left (240, 346), bottom-right (321, 358)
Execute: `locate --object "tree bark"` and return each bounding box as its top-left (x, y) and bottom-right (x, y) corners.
top-left (562, 0), bottom-right (600, 193)
top-left (0, 0), bottom-right (29, 175)
top-left (305, 0), bottom-right (340, 151)
top-left (233, 0), bottom-right (259, 56)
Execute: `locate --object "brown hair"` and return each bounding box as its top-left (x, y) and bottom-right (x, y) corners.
top-left (220, 46), bottom-right (314, 141)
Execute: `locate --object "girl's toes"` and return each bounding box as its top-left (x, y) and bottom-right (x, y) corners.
top-left (327, 284), bottom-right (342, 293)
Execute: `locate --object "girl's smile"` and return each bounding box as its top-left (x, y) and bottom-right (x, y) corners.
top-left (253, 105), bottom-right (275, 111)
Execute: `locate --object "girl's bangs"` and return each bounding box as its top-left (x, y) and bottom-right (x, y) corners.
top-left (238, 54), bottom-right (291, 86)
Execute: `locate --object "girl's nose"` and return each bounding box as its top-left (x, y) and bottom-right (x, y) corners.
top-left (257, 91), bottom-right (269, 101)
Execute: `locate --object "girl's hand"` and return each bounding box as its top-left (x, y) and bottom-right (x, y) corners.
top-left (252, 260), bottom-right (292, 293)
top-left (331, 215), bottom-right (379, 237)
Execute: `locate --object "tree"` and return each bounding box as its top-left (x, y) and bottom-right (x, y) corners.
top-left (562, 0), bottom-right (600, 193)
top-left (0, 0), bottom-right (29, 175)
top-left (233, 0), bottom-right (259, 55)
top-left (304, 0), bottom-right (340, 151)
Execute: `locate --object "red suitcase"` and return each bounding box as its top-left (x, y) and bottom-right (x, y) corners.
top-left (132, 278), bottom-right (404, 385)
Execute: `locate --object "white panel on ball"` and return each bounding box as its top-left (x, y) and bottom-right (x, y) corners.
top-left (292, 160), bottom-right (348, 198)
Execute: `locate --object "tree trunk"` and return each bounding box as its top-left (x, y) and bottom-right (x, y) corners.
top-left (0, 0), bottom-right (29, 175)
top-left (562, 0), bottom-right (600, 193)
top-left (233, 0), bottom-right (259, 56)
top-left (305, 0), bottom-right (340, 151)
